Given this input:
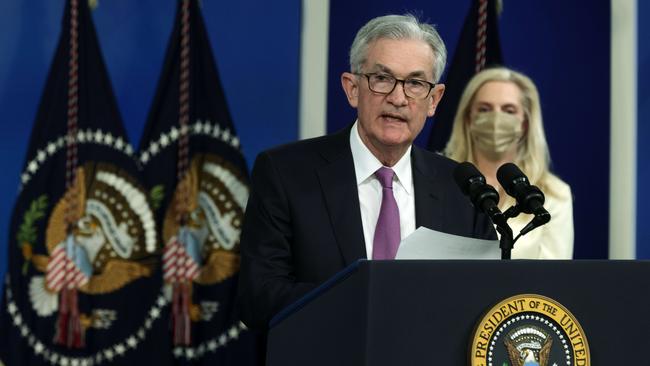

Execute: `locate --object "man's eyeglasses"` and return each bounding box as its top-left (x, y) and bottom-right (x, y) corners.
top-left (357, 73), bottom-right (436, 99)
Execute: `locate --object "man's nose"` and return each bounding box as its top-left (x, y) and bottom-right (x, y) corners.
top-left (386, 80), bottom-right (408, 106)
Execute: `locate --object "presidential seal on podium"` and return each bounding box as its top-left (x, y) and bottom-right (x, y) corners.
top-left (470, 294), bottom-right (590, 366)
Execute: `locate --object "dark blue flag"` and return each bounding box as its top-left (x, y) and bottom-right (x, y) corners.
top-left (138, 0), bottom-right (262, 364)
top-left (427, 0), bottom-right (504, 152)
top-left (0, 1), bottom-right (170, 365)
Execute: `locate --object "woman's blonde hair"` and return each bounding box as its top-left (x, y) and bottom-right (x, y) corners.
top-left (444, 67), bottom-right (557, 195)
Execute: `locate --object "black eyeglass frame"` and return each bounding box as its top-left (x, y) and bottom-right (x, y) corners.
top-left (356, 72), bottom-right (437, 99)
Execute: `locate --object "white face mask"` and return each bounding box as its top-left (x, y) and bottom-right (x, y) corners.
top-left (469, 111), bottom-right (523, 159)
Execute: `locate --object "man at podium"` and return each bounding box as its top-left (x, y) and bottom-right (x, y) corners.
top-left (238, 13), bottom-right (496, 330)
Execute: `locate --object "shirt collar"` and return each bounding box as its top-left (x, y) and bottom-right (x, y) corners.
top-left (349, 120), bottom-right (413, 195)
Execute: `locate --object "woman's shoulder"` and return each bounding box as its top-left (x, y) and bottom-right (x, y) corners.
top-left (541, 172), bottom-right (572, 201)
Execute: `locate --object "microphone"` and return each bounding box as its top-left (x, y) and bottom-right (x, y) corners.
top-left (453, 162), bottom-right (506, 228)
top-left (496, 163), bottom-right (551, 235)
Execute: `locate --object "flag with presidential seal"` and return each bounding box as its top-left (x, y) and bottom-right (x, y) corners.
top-left (0, 0), bottom-right (171, 365)
top-left (138, 0), bottom-right (262, 364)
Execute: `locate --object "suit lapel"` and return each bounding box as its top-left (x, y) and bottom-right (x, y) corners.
top-left (317, 127), bottom-right (367, 264)
top-left (412, 147), bottom-right (445, 231)
top-left (316, 132), bottom-right (448, 262)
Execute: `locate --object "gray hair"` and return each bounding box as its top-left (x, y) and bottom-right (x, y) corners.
top-left (349, 14), bottom-right (447, 82)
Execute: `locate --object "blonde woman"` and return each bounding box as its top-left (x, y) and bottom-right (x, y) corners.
top-left (444, 67), bottom-right (573, 259)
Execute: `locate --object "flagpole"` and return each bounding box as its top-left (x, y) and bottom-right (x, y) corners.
top-left (54, 0), bottom-right (84, 349)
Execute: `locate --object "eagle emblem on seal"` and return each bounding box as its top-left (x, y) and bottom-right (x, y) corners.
top-left (27, 162), bottom-right (157, 328)
top-left (504, 325), bottom-right (553, 366)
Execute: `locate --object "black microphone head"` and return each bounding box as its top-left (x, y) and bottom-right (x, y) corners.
top-left (453, 162), bottom-right (506, 227)
top-left (527, 184), bottom-right (546, 207)
top-left (453, 161), bottom-right (484, 196)
top-left (497, 163), bottom-right (546, 214)
top-left (496, 162), bottom-right (528, 196)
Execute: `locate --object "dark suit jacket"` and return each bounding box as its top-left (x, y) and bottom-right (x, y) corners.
top-left (237, 126), bottom-right (496, 330)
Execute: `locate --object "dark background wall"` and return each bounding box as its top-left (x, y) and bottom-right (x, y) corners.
top-left (327, 0), bottom-right (611, 259)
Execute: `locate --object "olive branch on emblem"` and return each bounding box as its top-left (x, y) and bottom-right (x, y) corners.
top-left (16, 194), bottom-right (48, 274)
top-left (149, 185), bottom-right (165, 210)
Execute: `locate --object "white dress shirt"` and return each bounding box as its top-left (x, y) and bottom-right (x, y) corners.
top-left (349, 121), bottom-right (416, 258)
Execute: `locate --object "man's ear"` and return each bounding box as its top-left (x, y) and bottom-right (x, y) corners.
top-left (341, 72), bottom-right (359, 108)
top-left (427, 84), bottom-right (445, 117)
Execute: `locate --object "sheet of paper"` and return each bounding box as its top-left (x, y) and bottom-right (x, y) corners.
top-left (395, 226), bottom-right (501, 260)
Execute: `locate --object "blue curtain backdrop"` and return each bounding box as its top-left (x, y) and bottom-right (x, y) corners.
top-left (639, 1), bottom-right (650, 258)
top-left (327, 0), bottom-right (611, 259)
top-left (0, 0), bottom-right (301, 293)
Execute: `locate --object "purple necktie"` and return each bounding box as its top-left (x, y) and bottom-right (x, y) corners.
top-left (372, 167), bottom-right (401, 260)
